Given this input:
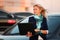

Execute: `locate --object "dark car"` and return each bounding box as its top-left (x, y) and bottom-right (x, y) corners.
top-left (0, 11), bottom-right (34, 40)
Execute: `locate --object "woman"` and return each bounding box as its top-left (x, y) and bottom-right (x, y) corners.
top-left (26, 4), bottom-right (48, 40)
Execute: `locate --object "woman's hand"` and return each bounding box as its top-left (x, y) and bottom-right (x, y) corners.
top-left (35, 29), bottom-right (48, 34)
top-left (40, 30), bottom-right (48, 34)
top-left (34, 29), bottom-right (40, 32)
top-left (26, 32), bottom-right (33, 37)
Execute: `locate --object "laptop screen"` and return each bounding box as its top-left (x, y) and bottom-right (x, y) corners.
top-left (18, 23), bottom-right (36, 35)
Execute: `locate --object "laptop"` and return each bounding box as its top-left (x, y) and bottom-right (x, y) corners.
top-left (18, 23), bottom-right (36, 35)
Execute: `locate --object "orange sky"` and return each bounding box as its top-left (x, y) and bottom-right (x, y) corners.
top-left (0, 0), bottom-right (32, 12)
top-left (0, 0), bottom-right (60, 13)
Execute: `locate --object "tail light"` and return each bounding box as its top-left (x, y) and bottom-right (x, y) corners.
top-left (8, 20), bottom-right (16, 24)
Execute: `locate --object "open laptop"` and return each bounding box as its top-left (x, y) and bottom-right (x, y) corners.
top-left (18, 23), bottom-right (36, 35)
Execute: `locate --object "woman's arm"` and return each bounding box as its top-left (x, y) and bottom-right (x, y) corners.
top-left (40, 17), bottom-right (48, 34)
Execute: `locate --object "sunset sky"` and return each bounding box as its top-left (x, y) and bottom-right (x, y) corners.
top-left (0, 0), bottom-right (60, 13)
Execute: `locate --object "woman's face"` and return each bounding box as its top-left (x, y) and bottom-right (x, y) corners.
top-left (33, 6), bottom-right (41, 15)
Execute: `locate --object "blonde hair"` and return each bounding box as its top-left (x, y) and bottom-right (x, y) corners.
top-left (33, 4), bottom-right (46, 18)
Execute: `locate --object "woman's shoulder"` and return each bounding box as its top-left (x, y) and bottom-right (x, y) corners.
top-left (29, 16), bottom-right (34, 18)
top-left (29, 16), bottom-right (36, 22)
top-left (43, 15), bottom-right (47, 20)
top-left (43, 16), bottom-right (47, 21)
top-left (29, 16), bottom-right (35, 20)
